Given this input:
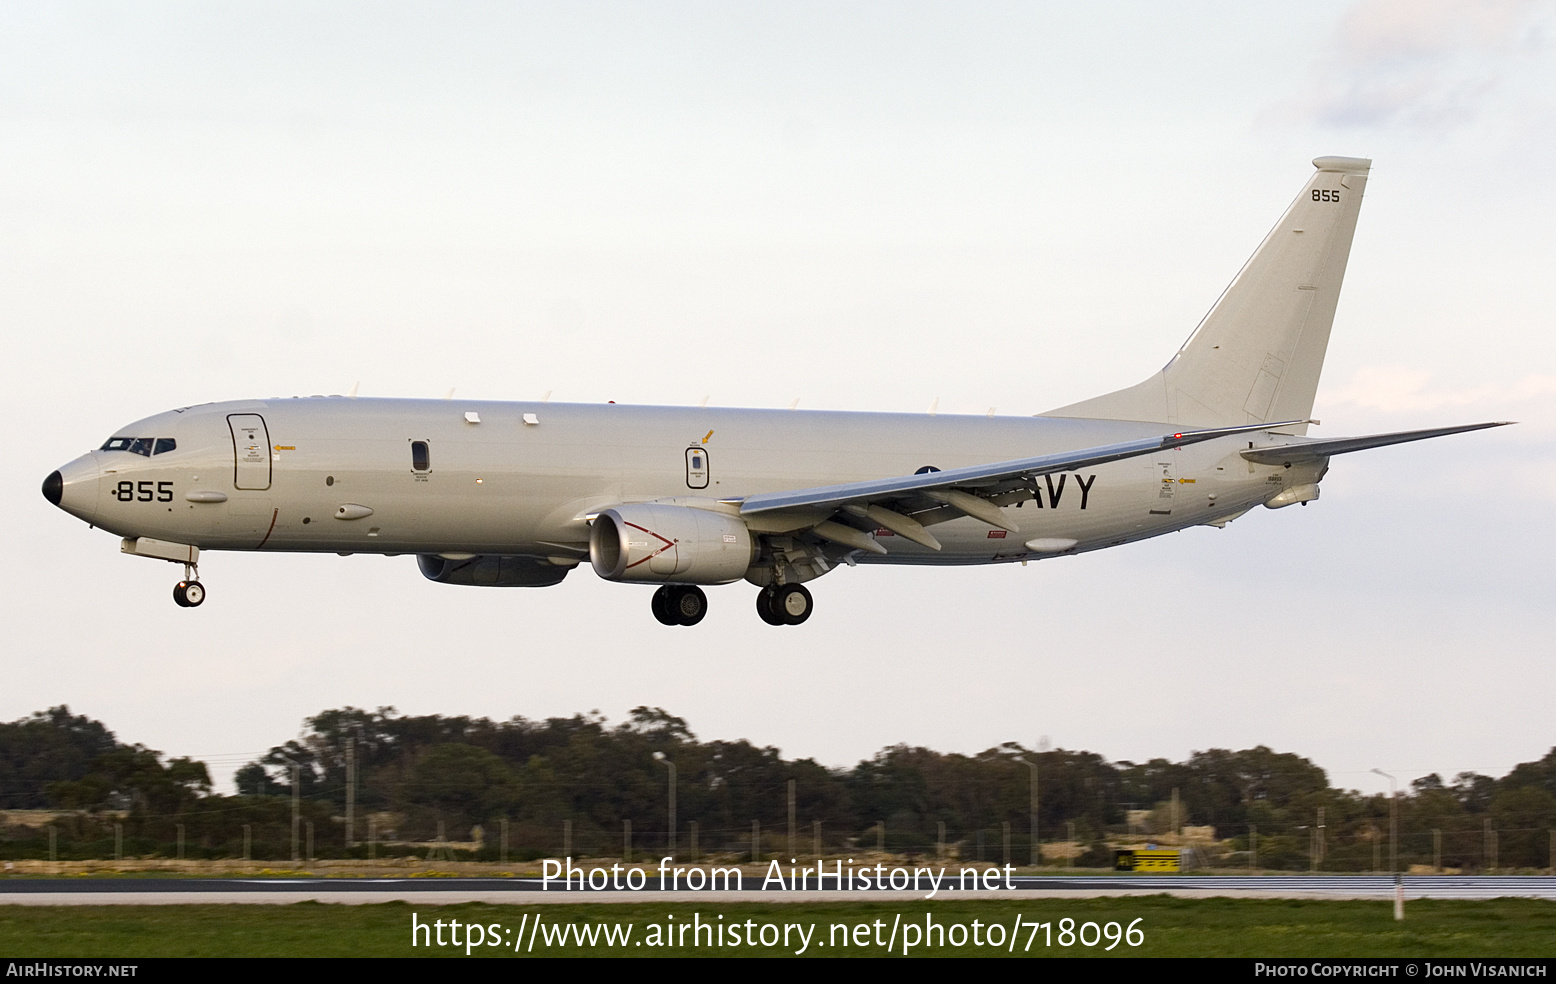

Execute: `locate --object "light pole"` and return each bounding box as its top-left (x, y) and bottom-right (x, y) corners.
top-left (345, 737), bottom-right (354, 849)
top-left (1372, 768), bottom-right (1403, 922)
top-left (653, 752), bottom-right (676, 856)
top-left (279, 755), bottom-right (301, 862)
top-left (1022, 758), bottom-right (1039, 867)
top-left (1371, 769), bottom-right (1398, 874)
top-left (347, 726), bottom-right (375, 852)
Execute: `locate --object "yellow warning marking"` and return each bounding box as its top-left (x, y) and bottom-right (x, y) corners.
top-left (273, 446), bottom-right (296, 451)
top-left (1116, 848), bottom-right (1182, 872)
top-left (1177, 478), bottom-right (1196, 483)
top-left (702, 430), bottom-right (714, 444)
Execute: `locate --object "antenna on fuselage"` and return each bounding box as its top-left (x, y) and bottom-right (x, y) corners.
top-left (443, 388), bottom-right (455, 400)
top-left (347, 381), bottom-right (359, 399)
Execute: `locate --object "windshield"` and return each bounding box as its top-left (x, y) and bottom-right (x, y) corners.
top-left (101, 437), bottom-right (176, 456)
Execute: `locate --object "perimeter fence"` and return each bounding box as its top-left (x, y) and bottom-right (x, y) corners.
top-left (4, 787), bottom-right (1555, 873)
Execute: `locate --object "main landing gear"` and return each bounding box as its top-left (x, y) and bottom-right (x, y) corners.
top-left (756, 583), bottom-right (812, 626)
top-left (649, 583), bottom-right (815, 626)
top-left (651, 585), bottom-right (707, 626)
top-left (172, 562), bottom-right (205, 608)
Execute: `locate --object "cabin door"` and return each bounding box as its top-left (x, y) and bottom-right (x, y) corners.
top-left (228, 414), bottom-right (272, 490)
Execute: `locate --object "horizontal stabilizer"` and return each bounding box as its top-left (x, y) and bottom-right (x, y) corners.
top-left (1240, 422), bottom-right (1512, 466)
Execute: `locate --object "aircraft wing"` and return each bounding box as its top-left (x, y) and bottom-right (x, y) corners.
top-left (1239, 422), bottom-right (1512, 466)
top-left (739, 420), bottom-right (1295, 517)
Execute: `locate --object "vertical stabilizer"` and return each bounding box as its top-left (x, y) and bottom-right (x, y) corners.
top-left (1045, 157), bottom-right (1370, 433)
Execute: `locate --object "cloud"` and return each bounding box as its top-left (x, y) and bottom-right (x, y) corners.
top-left (1318, 366), bottom-right (1556, 502)
top-left (1321, 364), bottom-right (1556, 419)
top-left (1339, 0), bottom-right (1534, 58)
top-left (1285, 0), bottom-right (1550, 131)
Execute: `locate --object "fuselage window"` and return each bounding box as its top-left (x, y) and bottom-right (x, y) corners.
top-left (411, 440), bottom-right (431, 473)
top-left (153, 438), bottom-right (177, 455)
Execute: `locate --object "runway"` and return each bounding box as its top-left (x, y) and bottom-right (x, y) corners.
top-left (3, 875), bottom-right (1555, 905)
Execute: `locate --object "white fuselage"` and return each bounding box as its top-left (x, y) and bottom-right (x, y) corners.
top-left (50, 397), bottom-right (1314, 569)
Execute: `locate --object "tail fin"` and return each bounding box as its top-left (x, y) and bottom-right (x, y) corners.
top-left (1045, 156), bottom-right (1371, 434)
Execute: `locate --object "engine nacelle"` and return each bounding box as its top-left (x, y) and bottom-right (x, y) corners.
top-left (417, 554), bottom-right (572, 587)
top-left (1263, 483), bottom-right (1321, 509)
top-left (589, 503), bottom-right (755, 584)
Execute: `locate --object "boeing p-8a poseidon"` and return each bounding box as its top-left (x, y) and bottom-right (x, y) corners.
top-left (43, 157), bottom-right (1506, 625)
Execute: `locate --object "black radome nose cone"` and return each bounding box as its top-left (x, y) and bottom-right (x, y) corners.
top-left (42, 471), bottom-right (62, 506)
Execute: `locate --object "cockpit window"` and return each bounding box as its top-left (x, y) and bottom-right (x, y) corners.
top-left (101, 437), bottom-right (153, 456)
top-left (100, 437), bottom-right (176, 456)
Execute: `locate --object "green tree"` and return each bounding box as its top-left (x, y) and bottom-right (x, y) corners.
top-left (406, 743), bottom-right (519, 833)
top-left (0, 706), bottom-right (120, 809)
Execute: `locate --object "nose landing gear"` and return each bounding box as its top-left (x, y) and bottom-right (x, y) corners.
top-left (173, 581), bottom-right (205, 607)
top-left (172, 562), bottom-right (205, 608)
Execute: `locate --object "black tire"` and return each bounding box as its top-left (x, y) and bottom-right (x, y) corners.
top-left (672, 585), bottom-right (707, 626)
top-left (183, 581), bottom-right (205, 607)
top-left (755, 586), bottom-right (785, 625)
top-left (776, 583), bottom-right (812, 625)
top-left (651, 585), bottom-right (677, 625)
top-left (172, 582), bottom-right (190, 608)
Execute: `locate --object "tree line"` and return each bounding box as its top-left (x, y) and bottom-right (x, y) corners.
top-left (1, 704), bottom-right (1553, 870)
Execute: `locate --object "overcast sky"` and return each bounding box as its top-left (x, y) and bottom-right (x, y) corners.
top-left (4, 0), bottom-right (1553, 798)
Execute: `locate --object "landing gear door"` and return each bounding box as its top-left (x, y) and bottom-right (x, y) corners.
top-left (229, 414), bottom-right (272, 490)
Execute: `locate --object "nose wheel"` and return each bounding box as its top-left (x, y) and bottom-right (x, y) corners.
top-left (172, 562), bottom-right (205, 608)
top-left (651, 585), bottom-right (707, 625)
top-left (173, 580), bottom-right (205, 608)
top-left (756, 583), bottom-right (812, 625)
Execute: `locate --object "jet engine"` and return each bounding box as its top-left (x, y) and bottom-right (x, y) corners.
top-left (417, 554), bottom-right (572, 587)
top-left (589, 503), bottom-right (755, 583)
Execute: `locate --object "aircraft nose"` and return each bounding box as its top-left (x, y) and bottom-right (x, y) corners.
top-left (47, 454), bottom-right (101, 524)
